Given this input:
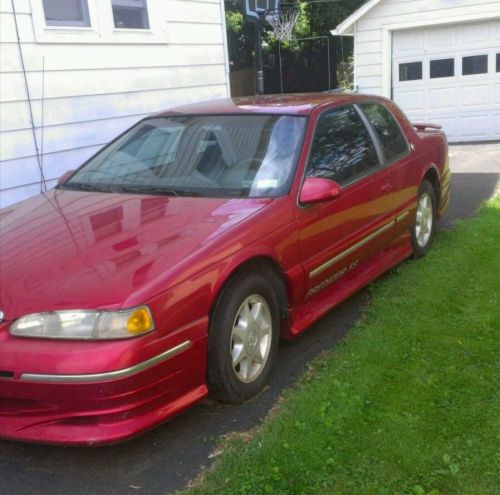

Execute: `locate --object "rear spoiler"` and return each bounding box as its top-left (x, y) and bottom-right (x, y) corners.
top-left (412, 122), bottom-right (442, 131)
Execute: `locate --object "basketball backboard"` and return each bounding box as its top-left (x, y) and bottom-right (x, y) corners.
top-left (244, 0), bottom-right (280, 23)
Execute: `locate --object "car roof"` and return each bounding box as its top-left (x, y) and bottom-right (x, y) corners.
top-left (154, 93), bottom-right (387, 117)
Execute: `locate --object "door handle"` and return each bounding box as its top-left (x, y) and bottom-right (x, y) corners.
top-left (380, 181), bottom-right (394, 194)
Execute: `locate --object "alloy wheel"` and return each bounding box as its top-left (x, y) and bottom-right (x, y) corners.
top-left (415, 192), bottom-right (434, 248)
top-left (230, 295), bottom-right (272, 384)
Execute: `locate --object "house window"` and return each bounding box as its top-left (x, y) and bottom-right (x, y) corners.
top-left (399, 62), bottom-right (422, 82)
top-left (42, 0), bottom-right (90, 27)
top-left (496, 54), bottom-right (500, 72)
top-left (430, 58), bottom-right (454, 79)
top-left (112, 0), bottom-right (150, 29)
top-left (462, 55), bottom-right (488, 75)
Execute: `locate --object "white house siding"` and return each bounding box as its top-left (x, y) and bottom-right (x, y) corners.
top-left (352, 0), bottom-right (500, 94)
top-left (0, 0), bottom-right (230, 207)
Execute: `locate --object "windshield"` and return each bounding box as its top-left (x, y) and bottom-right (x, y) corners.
top-left (62, 114), bottom-right (307, 198)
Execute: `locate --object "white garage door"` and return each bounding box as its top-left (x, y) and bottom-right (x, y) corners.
top-left (392, 20), bottom-right (500, 142)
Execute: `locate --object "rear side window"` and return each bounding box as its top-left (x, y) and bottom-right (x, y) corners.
top-left (360, 102), bottom-right (408, 161)
top-left (306, 106), bottom-right (379, 185)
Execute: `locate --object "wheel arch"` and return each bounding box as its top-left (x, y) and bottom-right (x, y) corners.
top-left (420, 165), bottom-right (441, 209)
top-left (210, 254), bottom-right (291, 329)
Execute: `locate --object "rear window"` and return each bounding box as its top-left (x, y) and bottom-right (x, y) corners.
top-left (360, 103), bottom-right (408, 162)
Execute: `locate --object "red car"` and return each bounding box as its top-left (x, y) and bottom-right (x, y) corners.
top-left (0, 94), bottom-right (450, 445)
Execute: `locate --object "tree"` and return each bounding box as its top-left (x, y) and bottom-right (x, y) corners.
top-left (299, 0), bottom-right (365, 38)
top-left (225, 0), bottom-right (366, 93)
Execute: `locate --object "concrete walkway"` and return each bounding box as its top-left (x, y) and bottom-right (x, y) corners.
top-left (449, 142), bottom-right (500, 174)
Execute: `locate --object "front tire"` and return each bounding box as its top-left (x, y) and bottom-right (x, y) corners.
top-left (411, 180), bottom-right (436, 258)
top-left (207, 271), bottom-right (280, 403)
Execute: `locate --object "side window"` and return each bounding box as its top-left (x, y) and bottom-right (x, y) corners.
top-left (306, 106), bottom-right (379, 185)
top-left (112, 0), bottom-right (150, 29)
top-left (42, 0), bottom-right (90, 27)
top-left (360, 102), bottom-right (408, 161)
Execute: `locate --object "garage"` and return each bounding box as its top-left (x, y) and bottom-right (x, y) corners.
top-left (333, 0), bottom-right (500, 143)
top-left (392, 20), bottom-right (500, 142)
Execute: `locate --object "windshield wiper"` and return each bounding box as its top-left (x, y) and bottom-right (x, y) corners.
top-left (59, 182), bottom-right (109, 193)
top-left (118, 185), bottom-right (204, 198)
top-left (112, 185), bottom-right (187, 197)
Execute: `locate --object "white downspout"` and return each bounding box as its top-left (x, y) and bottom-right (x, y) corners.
top-left (218, 0), bottom-right (231, 98)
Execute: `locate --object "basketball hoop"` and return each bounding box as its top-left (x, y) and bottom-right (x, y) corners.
top-left (266, 6), bottom-right (300, 42)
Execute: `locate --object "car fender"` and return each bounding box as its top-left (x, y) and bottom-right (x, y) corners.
top-left (212, 245), bottom-right (284, 292)
top-left (210, 226), bottom-right (306, 310)
top-left (145, 212), bottom-right (304, 338)
top-left (201, 245), bottom-right (305, 341)
top-left (145, 243), bottom-right (302, 341)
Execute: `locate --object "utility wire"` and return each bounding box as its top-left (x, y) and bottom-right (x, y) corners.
top-left (10, 0), bottom-right (47, 192)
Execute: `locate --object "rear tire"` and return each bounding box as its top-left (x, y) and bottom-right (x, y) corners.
top-left (411, 180), bottom-right (436, 258)
top-left (207, 271), bottom-right (280, 403)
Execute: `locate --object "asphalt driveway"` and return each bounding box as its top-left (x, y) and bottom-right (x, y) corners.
top-left (0, 143), bottom-right (498, 495)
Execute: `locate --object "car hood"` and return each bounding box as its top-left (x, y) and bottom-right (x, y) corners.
top-left (0, 189), bottom-right (272, 320)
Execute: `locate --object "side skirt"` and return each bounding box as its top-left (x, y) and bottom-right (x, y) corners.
top-left (286, 237), bottom-right (412, 338)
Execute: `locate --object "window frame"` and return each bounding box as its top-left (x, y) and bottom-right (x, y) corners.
top-left (301, 104), bottom-right (385, 193)
top-left (111, 0), bottom-right (150, 31)
top-left (357, 101), bottom-right (411, 166)
top-left (32, 0), bottom-right (165, 44)
top-left (42, 0), bottom-right (91, 27)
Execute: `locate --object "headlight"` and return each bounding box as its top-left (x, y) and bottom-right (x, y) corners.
top-left (9, 306), bottom-right (154, 340)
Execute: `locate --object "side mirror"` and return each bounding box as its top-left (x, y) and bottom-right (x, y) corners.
top-left (57, 170), bottom-right (76, 185)
top-left (299, 177), bottom-right (342, 205)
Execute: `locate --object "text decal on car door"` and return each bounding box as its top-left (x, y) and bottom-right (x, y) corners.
top-left (307, 260), bottom-right (359, 298)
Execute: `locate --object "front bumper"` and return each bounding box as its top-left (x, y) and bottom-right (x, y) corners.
top-left (0, 322), bottom-right (208, 446)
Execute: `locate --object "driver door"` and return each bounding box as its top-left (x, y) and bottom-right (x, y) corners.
top-left (296, 105), bottom-right (395, 298)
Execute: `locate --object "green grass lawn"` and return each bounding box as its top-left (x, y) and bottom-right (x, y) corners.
top-left (186, 197), bottom-right (500, 495)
